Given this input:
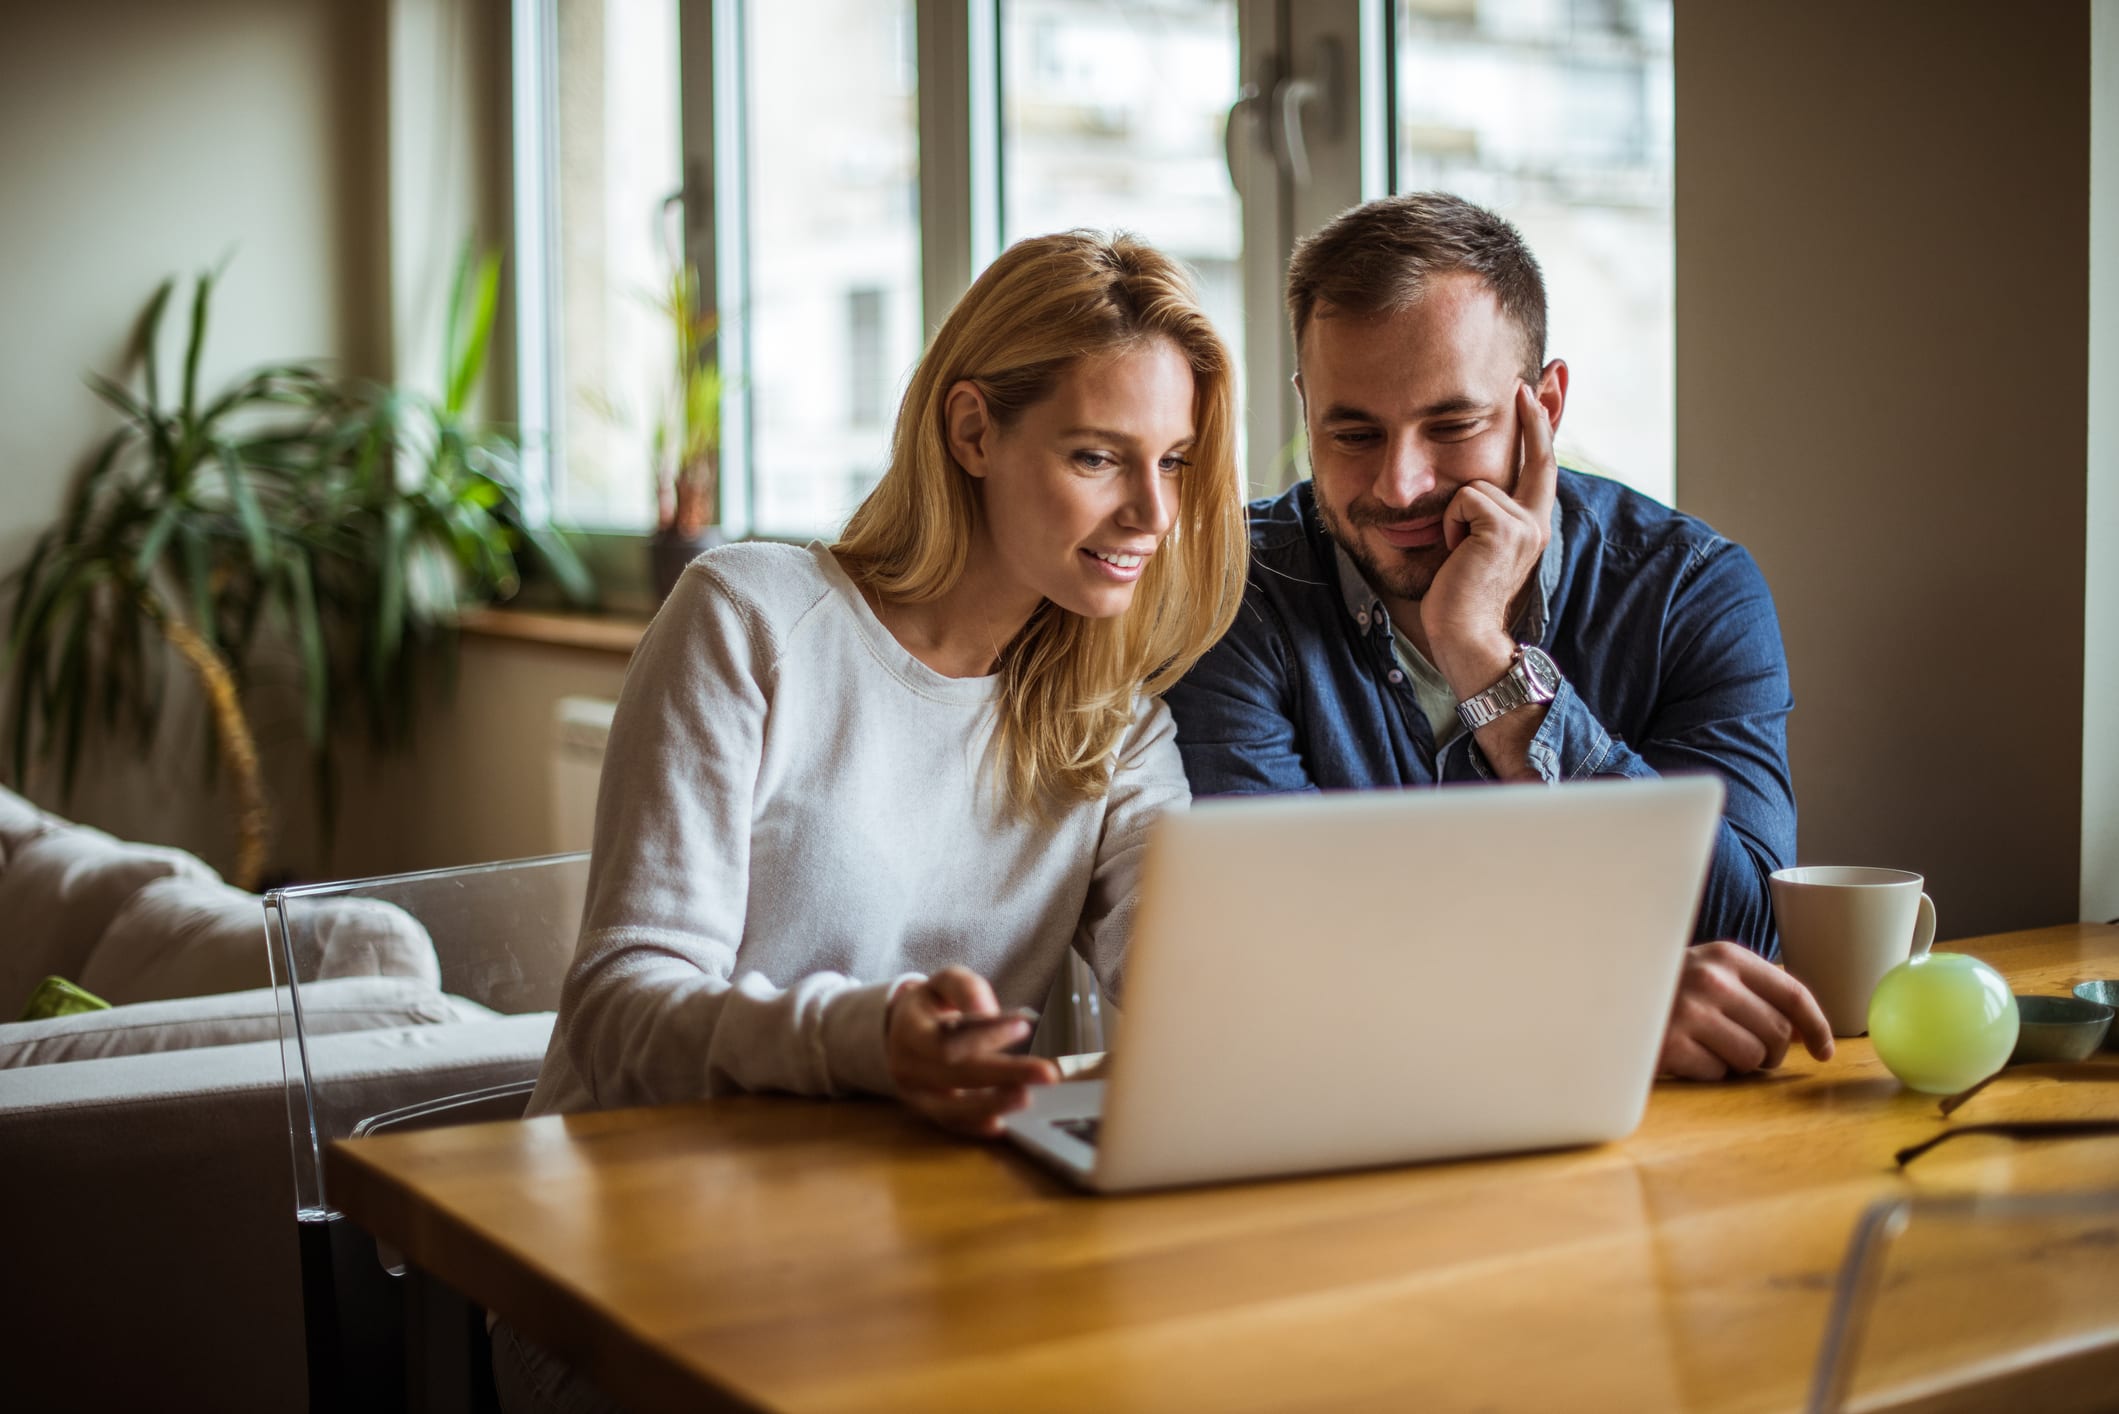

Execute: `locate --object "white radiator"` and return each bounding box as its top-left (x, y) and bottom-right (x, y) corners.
top-left (551, 696), bottom-right (617, 853)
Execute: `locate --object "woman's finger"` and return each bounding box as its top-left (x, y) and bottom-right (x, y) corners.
top-left (908, 1085), bottom-right (1034, 1136)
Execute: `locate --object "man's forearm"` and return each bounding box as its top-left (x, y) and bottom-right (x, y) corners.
top-left (1432, 629), bottom-right (1548, 782)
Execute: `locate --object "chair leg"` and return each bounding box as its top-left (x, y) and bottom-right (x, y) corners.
top-left (298, 1214), bottom-right (408, 1414)
top-left (405, 1266), bottom-right (501, 1414)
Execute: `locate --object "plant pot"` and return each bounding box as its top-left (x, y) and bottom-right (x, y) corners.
top-left (648, 524), bottom-right (725, 603)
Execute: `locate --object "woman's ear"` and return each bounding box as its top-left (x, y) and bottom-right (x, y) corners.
top-left (943, 381), bottom-right (993, 478)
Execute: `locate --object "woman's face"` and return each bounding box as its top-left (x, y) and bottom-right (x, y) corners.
top-left (949, 337), bottom-right (1196, 621)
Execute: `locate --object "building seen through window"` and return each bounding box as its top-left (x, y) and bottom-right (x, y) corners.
top-left (1397, 0), bottom-right (1674, 503)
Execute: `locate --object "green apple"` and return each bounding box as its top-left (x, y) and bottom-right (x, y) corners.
top-left (1868, 952), bottom-right (2020, 1095)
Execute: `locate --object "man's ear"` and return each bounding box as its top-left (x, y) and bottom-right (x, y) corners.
top-left (1536, 359), bottom-right (1569, 438)
top-left (944, 381), bottom-right (993, 479)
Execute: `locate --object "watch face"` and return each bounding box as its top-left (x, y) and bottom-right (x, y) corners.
top-left (1520, 646), bottom-right (1563, 696)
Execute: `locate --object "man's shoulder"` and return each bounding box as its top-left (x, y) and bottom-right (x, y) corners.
top-left (1244, 482), bottom-right (1316, 554)
top-left (1557, 468), bottom-right (1739, 568)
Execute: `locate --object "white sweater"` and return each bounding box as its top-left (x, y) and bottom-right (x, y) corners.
top-left (527, 542), bottom-right (1188, 1115)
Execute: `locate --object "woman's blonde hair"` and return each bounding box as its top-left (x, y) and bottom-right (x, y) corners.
top-left (835, 230), bottom-right (1248, 814)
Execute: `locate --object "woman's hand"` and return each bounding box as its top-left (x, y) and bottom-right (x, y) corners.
top-left (886, 966), bottom-right (1060, 1136)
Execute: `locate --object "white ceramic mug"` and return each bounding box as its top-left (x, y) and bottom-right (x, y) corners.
top-left (1768, 866), bottom-right (1937, 1037)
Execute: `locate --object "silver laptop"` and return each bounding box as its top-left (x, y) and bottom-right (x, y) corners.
top-left (1002, 775), bottom-right (1725, 1192)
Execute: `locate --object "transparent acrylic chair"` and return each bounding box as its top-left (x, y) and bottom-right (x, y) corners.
top-left (266, 852), bottom-right (590, 1414)
top-left (1808, 1187), bottom-right (2119, 1413)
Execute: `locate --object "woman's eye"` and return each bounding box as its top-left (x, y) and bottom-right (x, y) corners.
top-left (1158, 454), bottom-right (1191, 476)
top-left (1072, 450), bottom-right (1117, 471)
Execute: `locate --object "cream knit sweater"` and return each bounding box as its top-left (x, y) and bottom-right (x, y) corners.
top-left (527, 542), bottom-right (1186, 1115)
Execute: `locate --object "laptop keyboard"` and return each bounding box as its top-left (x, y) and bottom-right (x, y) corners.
top-left (1054, 1117), bottom-right (1102, 1147)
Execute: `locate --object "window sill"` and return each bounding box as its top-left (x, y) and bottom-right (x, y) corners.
top-left (456, 605), bottom-right (649, 657)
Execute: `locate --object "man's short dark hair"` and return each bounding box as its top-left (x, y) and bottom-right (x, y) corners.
top-left (1286, 192), bottom-right (1547, 379)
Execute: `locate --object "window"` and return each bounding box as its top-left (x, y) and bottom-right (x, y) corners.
top-left (1395, 0), bottom-right (1675, 503)
top-left (514, 0), bottom-right (1678, 545)
top-left (526, 0), bottom-right (685, 530)
top-left (733, 0), bottom-right (921, 537)
top-left (999, 0), bottom-right (1246, 463)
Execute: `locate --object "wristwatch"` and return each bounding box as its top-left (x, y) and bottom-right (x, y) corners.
top-left (1455, 645), bottom-right (1563, 732)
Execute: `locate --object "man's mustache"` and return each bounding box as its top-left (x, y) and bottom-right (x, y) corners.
top-left (1345, 491), bottom-right (1454, 529)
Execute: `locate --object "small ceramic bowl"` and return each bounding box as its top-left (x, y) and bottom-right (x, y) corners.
top-left (2072, 981), bottom-right (2119, 1050)
top-left (2011, 993), bottom-right (2116, 1063)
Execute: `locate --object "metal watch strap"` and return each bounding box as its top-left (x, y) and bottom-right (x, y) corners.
top-left (1455, 645), bottom-right (1559, 732)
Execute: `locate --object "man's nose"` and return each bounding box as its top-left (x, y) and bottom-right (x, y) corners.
top-left (1372, 435), bottom-right (1437, 509)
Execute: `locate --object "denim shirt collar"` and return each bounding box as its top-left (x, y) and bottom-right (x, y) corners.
top-left (1331, 499), bottom-right (1566, 644)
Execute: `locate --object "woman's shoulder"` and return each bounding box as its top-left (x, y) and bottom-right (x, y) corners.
top-left (671, 541), bottom-right (846, 640)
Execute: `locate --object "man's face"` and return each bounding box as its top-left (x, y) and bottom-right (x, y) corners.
top-left (1298, 272), bottom-right (1550, 605)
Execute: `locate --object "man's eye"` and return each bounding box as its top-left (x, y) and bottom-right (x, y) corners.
top-left (1331, 429), bottom-right (1380, 448)
top-left (1430, 420), bottom-right (1479, 437)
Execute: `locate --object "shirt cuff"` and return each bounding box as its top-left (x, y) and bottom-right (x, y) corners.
top-left (820, 972), bottom-right (925, 1098)
top-left (1445, 680), bottom-right (1615, 784)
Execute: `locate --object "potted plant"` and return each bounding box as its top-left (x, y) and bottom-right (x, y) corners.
top-left (2, 252), bottom-right (593, 884)
top-left (648, 259), bottom-right (724, 600)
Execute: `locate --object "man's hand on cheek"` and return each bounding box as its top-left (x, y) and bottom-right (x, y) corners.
top-left (1420, 382), bottom-right (1557, 696)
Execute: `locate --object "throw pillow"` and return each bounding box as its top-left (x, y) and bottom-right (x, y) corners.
top-left (0, 825), bottom-right (219, 1019)
top-left (0, 784), bottom-right (55, 858)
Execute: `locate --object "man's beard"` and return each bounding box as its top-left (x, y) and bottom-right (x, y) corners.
top-left (1315, 488), bottom-right (1455, 603)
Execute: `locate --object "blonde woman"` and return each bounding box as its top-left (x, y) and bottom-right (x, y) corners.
top-left (523, 232), bottom-right (1247, 1144)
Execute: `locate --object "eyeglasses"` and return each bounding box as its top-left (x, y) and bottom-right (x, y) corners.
top-left (1895, 1119), bottom-right (2119, 1168)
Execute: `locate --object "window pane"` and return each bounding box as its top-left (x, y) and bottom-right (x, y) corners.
top-left (550, 0), bottom-right (683, 530)
top-left (1395, 0), bottom-right (1674, 504)
top-left (999, 0), bottom-right (1245, 449)
top-left (740, 0), bottom-right (921, 539)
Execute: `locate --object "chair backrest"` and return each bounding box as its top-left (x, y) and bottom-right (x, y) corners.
top-left (266, 852), bottom-right (589, 1222)
top-left (1809, 1188), bottom-right (2119, 1413)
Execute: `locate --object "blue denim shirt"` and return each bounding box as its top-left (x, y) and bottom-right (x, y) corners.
top-left (1163, 472), bottom-right (1796, 956)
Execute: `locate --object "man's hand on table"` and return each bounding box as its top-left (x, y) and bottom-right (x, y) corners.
top-left (1660, 941), bottom-right (1835, 1081)
top-left (885, 966), bottom-right (1059, 1137)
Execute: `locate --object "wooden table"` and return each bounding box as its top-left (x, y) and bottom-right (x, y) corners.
top-left (328, 925), bottom-right (2119, 1413)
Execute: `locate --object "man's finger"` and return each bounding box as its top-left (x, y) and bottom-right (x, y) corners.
top-left (1681, 1002), bottom-right (1771, 1075)
top-left (1511, 380), bottom-right (1559, 522)
top-left (1443, 479), bottom-right (1518, 550)
top-left (1660, 1032), bottom-right (1729, 1082)
top-left (1727, 952), bottom-right (1837, 1061)
top-left (1685, 958), bottom-right (1797, 1071)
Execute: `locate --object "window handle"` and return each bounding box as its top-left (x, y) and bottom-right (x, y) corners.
top-left (1273, 37), bottom-right (1343, 189)
top-left (1223, 81), bottom-right (1265, 198)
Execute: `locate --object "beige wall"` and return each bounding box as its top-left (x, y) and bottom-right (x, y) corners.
top-left (0, 0), bottom-right (390, 875)
top-left (2090, 0), bottom-right (2119, 925)
top-left (0, 0), bottom-right (561, 884)
top-left (1678, 2), bottom-right (2091, 938)
top-left (330, 638), bottom-right (629, 879)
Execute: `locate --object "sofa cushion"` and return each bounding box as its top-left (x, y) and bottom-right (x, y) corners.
top-left (0, 976), bottom-right (497, 1069)
top-left (0, 783), bottom-right (57, 858)
top-left (77, 877), bottom-right (441, 1006)
top-left (0, 824), bottom-right (219, 1018)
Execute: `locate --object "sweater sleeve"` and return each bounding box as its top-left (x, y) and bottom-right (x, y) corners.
top-left (1074, 696), bottom-right (1192, 1007)
top-left (553, 561), bottom-right (909, 1108)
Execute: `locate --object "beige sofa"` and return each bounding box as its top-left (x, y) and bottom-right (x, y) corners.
top-left (0, 787), bottom-right (557, 1413)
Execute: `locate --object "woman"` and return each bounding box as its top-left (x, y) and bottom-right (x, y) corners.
top-left (522, 230), bottom-right (1246, 1143)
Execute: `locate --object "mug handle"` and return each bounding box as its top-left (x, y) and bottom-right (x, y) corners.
top-left (1910, 892), bottom-right (1936, 958)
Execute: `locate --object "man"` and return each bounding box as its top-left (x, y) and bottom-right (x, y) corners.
top-left (1164, 193), bottom-right (1832, 1082)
